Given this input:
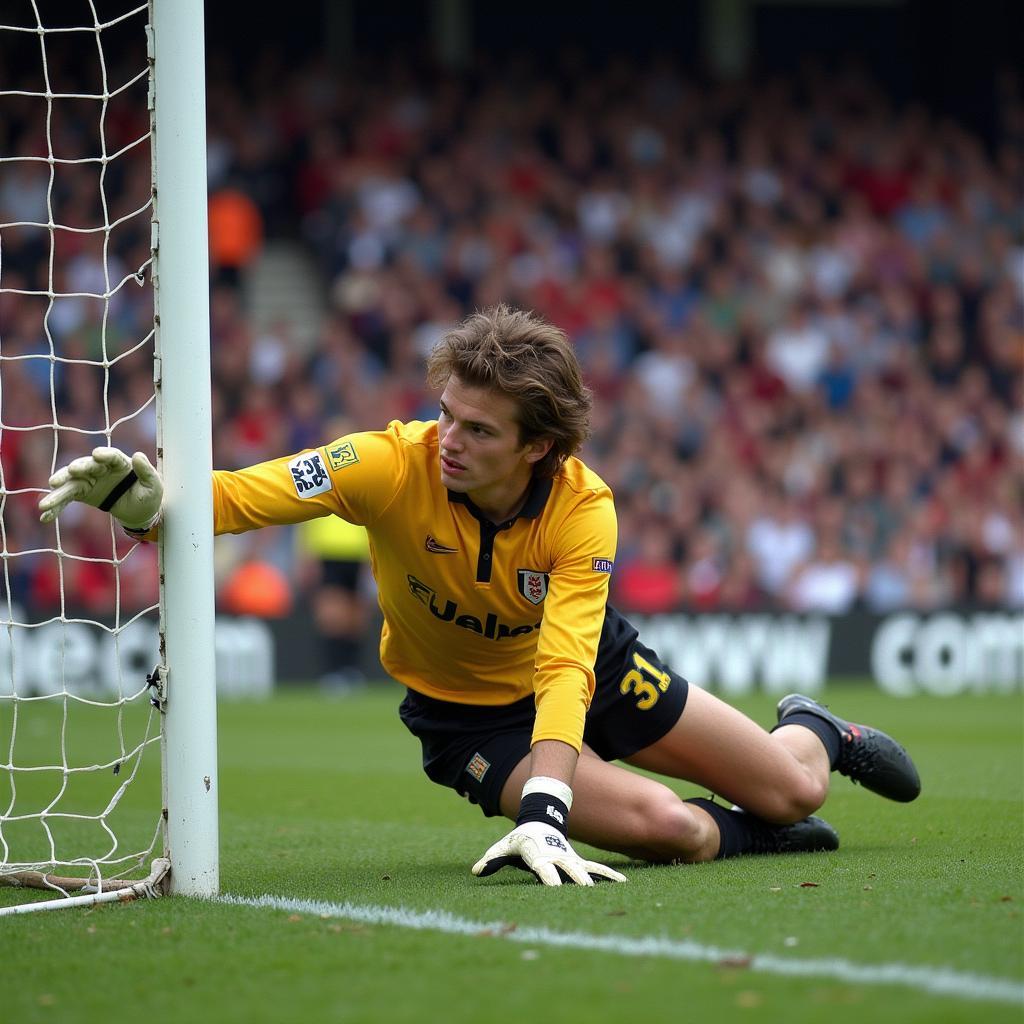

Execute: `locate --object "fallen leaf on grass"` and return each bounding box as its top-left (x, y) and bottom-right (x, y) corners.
top-left (287, 913), bottom-right (302, 922)
top-left (736, 991), bottom-right (762, 1007)
top-left (797, 881), bottom-right (819, 888)
top-left (606, 909), bottom-right (627, 917)
top-left (718, 955), bottom-right (753, 969)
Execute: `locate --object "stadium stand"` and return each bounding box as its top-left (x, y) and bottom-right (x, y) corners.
top-left (2, 51), bottom-right (1021, 616)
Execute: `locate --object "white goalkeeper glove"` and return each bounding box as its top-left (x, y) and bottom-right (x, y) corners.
top-left (471, 777), bottom-right (627, 887)
top-left (38, 447), bottom-right (163, 532)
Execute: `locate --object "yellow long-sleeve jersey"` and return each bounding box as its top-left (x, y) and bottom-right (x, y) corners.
top-left (211, 420), bottom-right (617, 751)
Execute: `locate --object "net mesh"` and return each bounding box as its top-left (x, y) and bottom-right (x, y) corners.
top-left (0, 1), bottom-right (162, 898)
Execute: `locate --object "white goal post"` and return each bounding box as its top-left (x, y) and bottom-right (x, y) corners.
top-left (0, 0), bottom-right (217, 913)
top-left (151, 0), bottom-right (219, 901)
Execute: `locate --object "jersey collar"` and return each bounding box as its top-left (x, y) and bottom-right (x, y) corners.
top-left (447, 475), bottom-right (553, 527)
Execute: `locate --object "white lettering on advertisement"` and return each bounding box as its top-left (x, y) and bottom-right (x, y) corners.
top-left (0, 606), bottom-right (273, 699)
top-left (871, 612), bottom-right (1024, 696)
top-left (632, 615), bottom-right (831, 695)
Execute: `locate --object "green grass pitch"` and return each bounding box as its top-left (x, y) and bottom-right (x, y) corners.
top-left (2, 685), bottom-right (1022, 1023)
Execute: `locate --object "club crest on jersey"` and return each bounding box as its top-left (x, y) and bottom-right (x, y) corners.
top-left (323, 440), bottom-right (359, 471)
top-left (517, 569), bottom-right (549, 605)
top-left (288, 452), bottom-right (332, 498)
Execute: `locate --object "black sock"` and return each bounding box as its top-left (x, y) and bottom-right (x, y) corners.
top-left (772, 712), bottom-right (842, 770)
top-left (685, 797), bottom-right (768, 859)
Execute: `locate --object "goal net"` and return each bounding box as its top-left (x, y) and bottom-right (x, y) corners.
top-left (0, 0), bottom-right (216, 914)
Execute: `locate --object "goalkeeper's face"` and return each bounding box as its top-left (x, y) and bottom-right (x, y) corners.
top-left (437, 377), bottom-right (551, 515)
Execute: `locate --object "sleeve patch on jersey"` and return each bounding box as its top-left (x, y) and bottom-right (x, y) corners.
top-left (324, 440), bottom-right (359, 471)
top-left (288, 452), bottom-right (332, 498)
top-left (592, 558), bottom-right (614, 573)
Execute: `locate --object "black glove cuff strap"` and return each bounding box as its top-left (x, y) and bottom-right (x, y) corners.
top-left (516, 793), bottom-right (570, 838)
top-left (99, 469), bottom-right (138, 512)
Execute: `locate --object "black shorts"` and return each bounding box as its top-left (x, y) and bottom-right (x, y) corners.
top-left (398, 633), bottom-right (688, 818)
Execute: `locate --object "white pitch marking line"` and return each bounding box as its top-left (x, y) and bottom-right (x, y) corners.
top-left (214, 892), bottom-right (1024, 1006)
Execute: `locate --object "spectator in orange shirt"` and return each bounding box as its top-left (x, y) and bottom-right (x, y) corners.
top-left (208, 184), bottom-right (264, 288)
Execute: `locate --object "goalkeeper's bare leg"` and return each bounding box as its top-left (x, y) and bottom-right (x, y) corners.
top-left (499, 749), bottom-right (727, 862)
top-left (625, 683), bottom-right (833, 824)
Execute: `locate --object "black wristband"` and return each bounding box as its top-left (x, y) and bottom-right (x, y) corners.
top-left (516, 792), bottom-right (570, 838)
top-left (99, 469), bottom-right (138, 512)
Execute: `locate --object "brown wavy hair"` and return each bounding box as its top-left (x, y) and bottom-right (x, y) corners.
top-left (426, 304), bottom-right (592, 479)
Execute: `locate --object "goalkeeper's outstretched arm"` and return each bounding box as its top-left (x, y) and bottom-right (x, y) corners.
top-left (38, 447), bottom-right (163, 534)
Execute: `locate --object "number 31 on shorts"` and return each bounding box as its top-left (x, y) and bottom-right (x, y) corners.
top-left (619, 652), bottom-right (671, 710)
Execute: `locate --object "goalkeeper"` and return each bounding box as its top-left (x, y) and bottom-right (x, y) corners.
top-left (39, 305), bottom-right (920, 888)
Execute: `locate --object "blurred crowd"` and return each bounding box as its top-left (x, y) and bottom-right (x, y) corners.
top-left (1, 46), bottom-right (1022, 621)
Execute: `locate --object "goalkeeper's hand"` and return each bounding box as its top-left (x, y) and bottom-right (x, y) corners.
top-left (38, 447), bottom-right (163, 532)
top-left (472, 821), bottom-right (628, 887)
